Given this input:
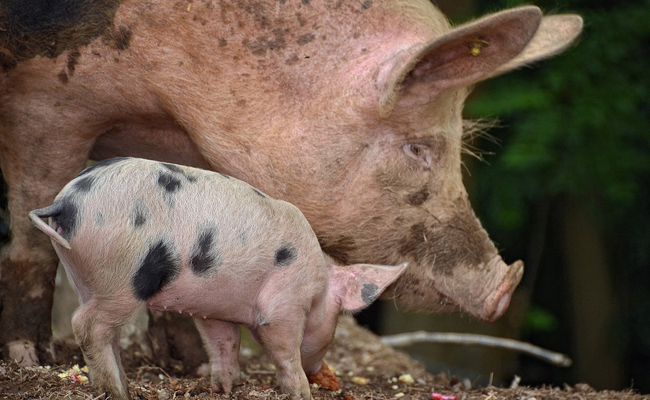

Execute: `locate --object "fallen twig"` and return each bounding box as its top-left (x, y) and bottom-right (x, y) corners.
top-left (380, 331), bottom-right (572, 367)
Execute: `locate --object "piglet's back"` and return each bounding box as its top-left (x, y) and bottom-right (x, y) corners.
top-left (49, 158), bottom-right (322, 310)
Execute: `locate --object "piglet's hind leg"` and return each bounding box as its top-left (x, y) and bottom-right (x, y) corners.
top-left (194, 318), bottom-right (241, 393)
top-left (72, 299), bottom-right (139, 400)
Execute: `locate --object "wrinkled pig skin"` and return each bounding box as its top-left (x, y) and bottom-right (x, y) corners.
top-left (29, 157), bottom-right (407, 400)
top-left (0, 0), bottom-right (583, 365)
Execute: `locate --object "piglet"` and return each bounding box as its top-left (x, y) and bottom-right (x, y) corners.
top-left (29, 157), bottom-right (407, 400)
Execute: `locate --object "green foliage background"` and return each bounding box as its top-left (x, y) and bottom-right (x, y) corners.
top-left (458, 0), bottom-right (650, 391)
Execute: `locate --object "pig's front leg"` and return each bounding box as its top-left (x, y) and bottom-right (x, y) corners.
top-left (194, 318), bottom-right (241, 393)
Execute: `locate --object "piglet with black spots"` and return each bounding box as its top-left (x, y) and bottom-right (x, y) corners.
top-left (29, 157), bottom-right (407, 400)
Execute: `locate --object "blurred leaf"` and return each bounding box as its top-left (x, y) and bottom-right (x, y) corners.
top-left (523, 305), bottom-right (559, 334)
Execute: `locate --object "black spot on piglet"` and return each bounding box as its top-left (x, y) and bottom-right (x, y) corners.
top-left (274, 243), bottom-right (297, 267)
top-left (190, 227), bottom-right (221, 275)
top-left (158, 172), bottom-right (182, 193)
top-left (361, 283), bottom-right (379, 305)
top-left (132, 240), bottom-right (180, 301)
top-left (130, 200), bottom-right (149, 228)
top-left (48, 198), bottom-right (79, 240)
top-left (73, 176), bottom-right (95, 193)
top-left (160, 163), bottom-right (197, 182)
top-left (162, 163), bottom-right (183, 173)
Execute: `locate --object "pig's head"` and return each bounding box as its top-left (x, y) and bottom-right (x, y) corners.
top-left (301, 262), bottom-right (408, 374)
top-left (232, 4), bottom-right (582, 322)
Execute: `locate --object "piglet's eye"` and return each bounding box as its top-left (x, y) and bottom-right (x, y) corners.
top-left (403, 144), bottom-right (432, 168)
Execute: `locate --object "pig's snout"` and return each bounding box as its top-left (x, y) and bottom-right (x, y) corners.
top-left (481, 259), bottom-right (524, 322)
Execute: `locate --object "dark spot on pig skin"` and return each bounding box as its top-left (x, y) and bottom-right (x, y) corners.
top-left (361, 283), bottom-right (379, 305)
top-left (73, 176), bottom-right (95, 193)
top-left (362, 1), bottom-right (373, 9)
top-left (0, 0), bottom-right (123, 61)
top-left (295, 12), bottom-right (306, 27)
top-left (160, 163), bottom-right (196, 182)
top-left (132, 240), bottom-right (180, 301)
top-left (94, 212), bottom-right (105, 226)
top-left (301, 0), bottom-right (310, 4)
top-left (285, 54), bottom-right (300, 65)
top-left (274, 243), bottom-right (297, 267)
top-left (161, 163), bottom-right (197, 182)
top-left (161, 163), bottom-right (183, 174)
top-left (219, 38), bottom-right (227, 47)
top-left (76, 157), bottom-right (128, 177)
top-left (67, 50), bottom-right (80, 76)
top-left (0, 52), bottom-right (17, 72)
top-left (130, 200), bottom-right (149, 228)
top-left (49, 198), bottom-right (79, 241)
top-left (104, 25), bottom-right (132, 51)
top-left (297, 33), bottom-right (315, 45)
top-left (157, 172), bottom-right (182, 193)
top-left (244, 28), bottom-right (288, 56)
top-left (57, 71), bottom-right (69, 83)
top-left (319, 236), bottom-right (356, 265)
top-left (407, 187), bottom-right (429, 206)
top-left (190, 227), bottom-right (221, 275)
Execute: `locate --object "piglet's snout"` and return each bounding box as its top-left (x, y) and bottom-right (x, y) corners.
top-left (481, 259), bottom-right (524, 323)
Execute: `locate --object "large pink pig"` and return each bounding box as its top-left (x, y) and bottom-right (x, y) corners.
top-left (29, 157), bottom-right (407, 400)
top-left (0, 0), bottom-right (582, 365)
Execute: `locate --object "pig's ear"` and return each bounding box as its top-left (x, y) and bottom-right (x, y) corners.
top-left (491, 14), bottom-right (583, 76)
top-left (377, 6), bottom-right (582, 115)
top-left (329, 262), bottom-right (407, 313)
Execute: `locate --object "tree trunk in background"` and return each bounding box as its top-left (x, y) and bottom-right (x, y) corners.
top-left (563, 200), bottom-right (623, 389)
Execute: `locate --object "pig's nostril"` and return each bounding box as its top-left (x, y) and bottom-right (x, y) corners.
top-left (495, 291), bottom-right (512, 319)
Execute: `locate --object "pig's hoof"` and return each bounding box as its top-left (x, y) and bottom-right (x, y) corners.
top-left (212, 383), bottom-right (232, 394)
top-left (6, 340), bottom-right (39, 366)
top-left (212, 378), bottom-right (239, 394)
top-left (307, 362), bottom-right (339, 391)
top-left (210, 369), bottom-right (240, 393)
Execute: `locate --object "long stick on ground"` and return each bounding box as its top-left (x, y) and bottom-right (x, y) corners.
top-left (380, 331), bottom-right (572, 367)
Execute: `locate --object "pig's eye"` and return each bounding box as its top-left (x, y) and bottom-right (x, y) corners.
top-left (403, 144), bottom-right (431, 168)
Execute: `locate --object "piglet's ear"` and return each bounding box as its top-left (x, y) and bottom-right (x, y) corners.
top-left (329, 263), bottom-right (408, 313)
top-left (378, 6), bottom-right (550, 115)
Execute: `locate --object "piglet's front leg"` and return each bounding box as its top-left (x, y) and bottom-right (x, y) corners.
top-left (194, 319), bottom-right (242, 393)
top-left (253, 318), bottom-right (312, 399)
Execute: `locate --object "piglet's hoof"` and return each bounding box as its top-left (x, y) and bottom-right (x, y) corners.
top-left (307, 362), bottom-right (339, 391)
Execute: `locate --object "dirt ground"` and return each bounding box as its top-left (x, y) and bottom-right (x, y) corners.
top-left (0, 316), bottom-right (646, 400)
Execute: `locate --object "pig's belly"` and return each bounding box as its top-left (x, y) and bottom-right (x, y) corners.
top-left (146, 269), bottom-right (263, 326)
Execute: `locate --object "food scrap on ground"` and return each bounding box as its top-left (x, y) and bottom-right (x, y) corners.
top-left (399, 373), bottom-right (415, 384)
top-left (432, 392), bottom-right (457, 400)
top-left (306, 362), bottom-right (339, 391)
top-left (351, 376), bottom-right (370, 385)
top-left (56, 364), bottom-right (89, 385)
